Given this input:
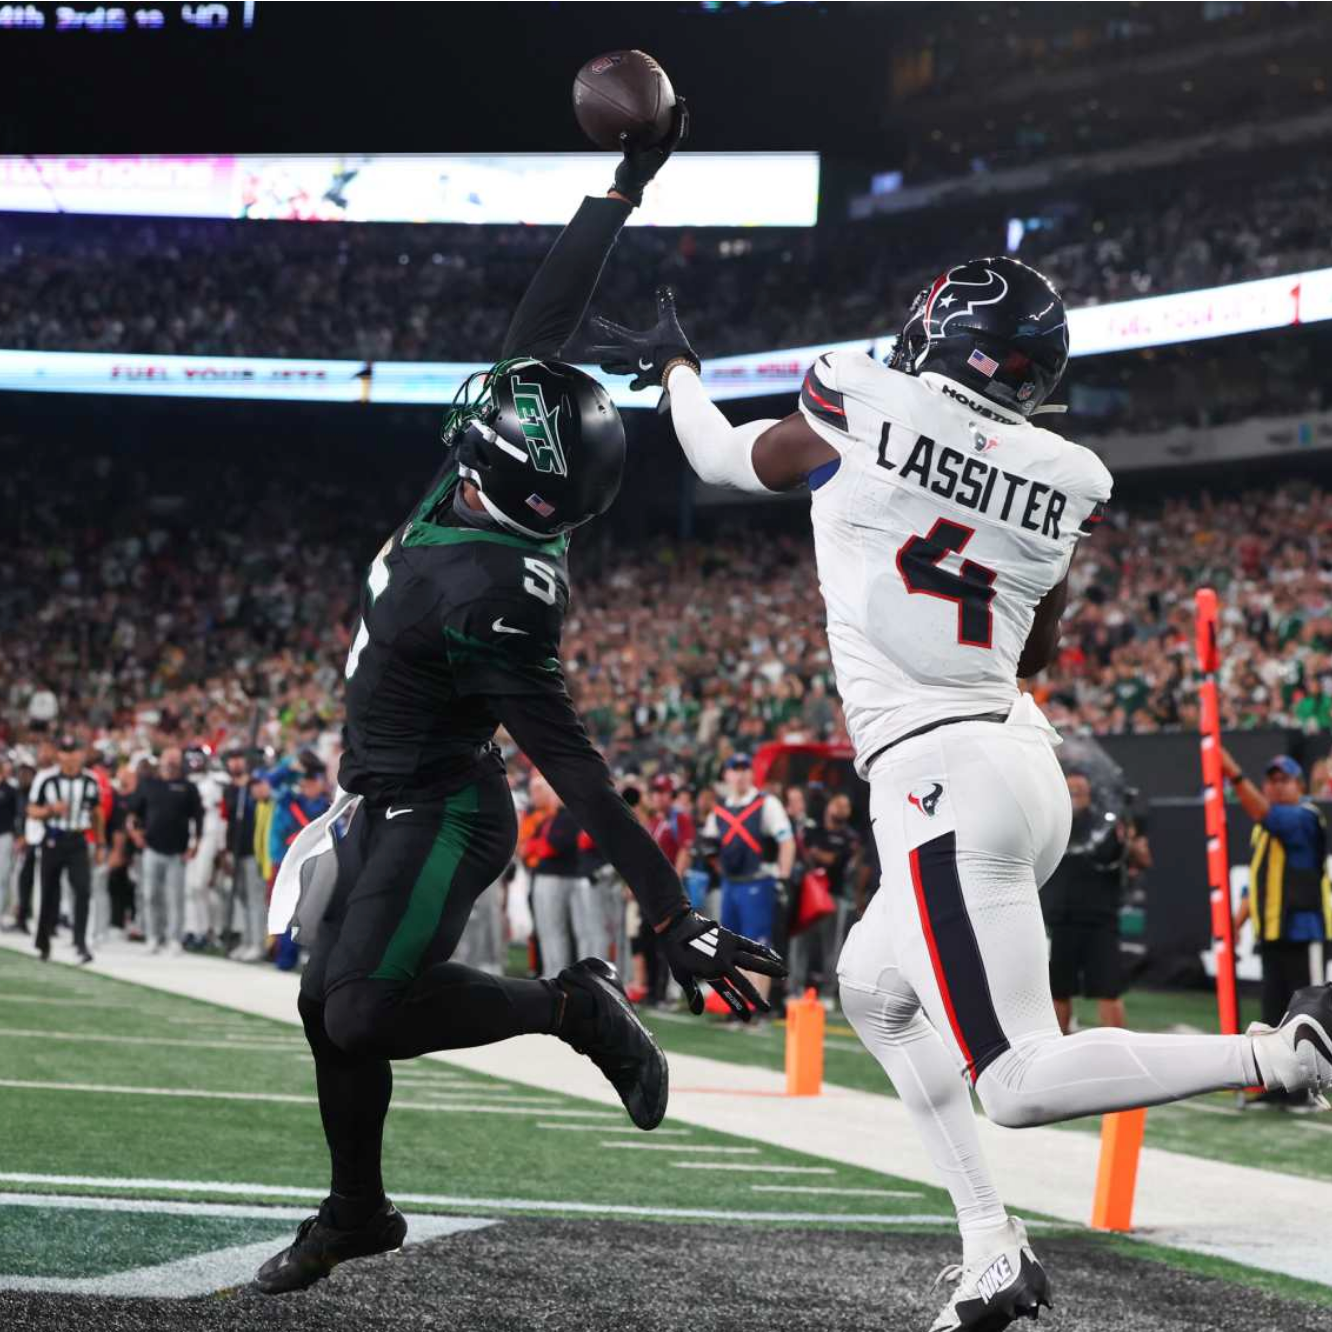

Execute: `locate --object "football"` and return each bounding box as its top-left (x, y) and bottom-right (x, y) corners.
top-left (573, 50), bottom-right (676, 151)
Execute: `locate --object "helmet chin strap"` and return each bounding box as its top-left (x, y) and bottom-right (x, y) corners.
top-left (456, 462), bottom-right (555, 541)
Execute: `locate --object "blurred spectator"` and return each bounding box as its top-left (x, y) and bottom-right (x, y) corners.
top-left (525, 773), bottom-right (605, 977)
top-left (221, 749), bottom-right (267, 961)
top-left (0, 758), bottom-right (16, 925)
top-left (703, 753), bottom-right (795, 1012)
top-left (1224, 749), bottom-right (1332, 1108)
top-left (1041, 771), bottom-right (1134, 1034)
top-left (127, 746), bottom-right (204, 955)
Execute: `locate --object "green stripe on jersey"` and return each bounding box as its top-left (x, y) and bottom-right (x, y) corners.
top-left (370, 784), bottom-right (481, 983)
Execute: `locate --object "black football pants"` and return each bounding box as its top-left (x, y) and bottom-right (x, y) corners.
top-left (36, 833), bottom-right (91, 953)
top-left (297, 756), bottom-right (563, 1224)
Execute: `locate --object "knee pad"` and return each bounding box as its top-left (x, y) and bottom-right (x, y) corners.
top-left (323, 981), bottom-right (395, 1060)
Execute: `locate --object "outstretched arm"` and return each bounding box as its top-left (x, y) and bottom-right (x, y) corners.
top-left (500, 195), bottom-right (634, 361)
top-left (501, 106), bottom-right (689, 360)
top-left (588, 287), bottom-right (838, 492)
top-left (493, 686), bottom-right (688, 927)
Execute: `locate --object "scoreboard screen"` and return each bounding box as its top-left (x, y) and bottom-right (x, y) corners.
top-left (0, 2), bottom-right (255, 30)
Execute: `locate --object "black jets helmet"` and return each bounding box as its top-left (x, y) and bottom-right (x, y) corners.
top-left (443, 357), bottom-right (625, 538)
top-left (888, 256), bottom-right (1069, 417)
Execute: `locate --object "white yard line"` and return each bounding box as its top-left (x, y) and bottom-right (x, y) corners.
top-left (0, 1028), bottom-right (305, 1053)
top-left (0, 1078), bottom-right (612, 1118)
top-left (536, 1123), bottom-right (692, 1135)
top-left (0, 1192), bottom-right (313, 1220)
top-left (0, 1171), bottom-right (957, 1228)
top-left (7, 934), bottom-right (1330, 1285)
top-left (1293, 1118), bottom-right (1332, 1135)
top-left (0, 1211), bottom-right (491, 1298)
top-left (751, 1185), bottom-right (925, 1199)
top-left (1162, 1100), bottom-right (1243, 1118)
top-left (671, 1163), bottom-right (836, 1175)
top-left (596, 1143), bottom-right (758, 1154)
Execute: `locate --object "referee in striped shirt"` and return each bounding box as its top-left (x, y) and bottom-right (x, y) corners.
top-left (28, 736), bottom-right (104, 963)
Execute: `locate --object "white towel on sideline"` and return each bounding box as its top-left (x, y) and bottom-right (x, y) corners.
top-left (268, 785), bottom-right (362, 938)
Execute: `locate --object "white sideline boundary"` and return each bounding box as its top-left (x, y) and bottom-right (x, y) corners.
top-left (3, 936), bottom-right (1331, 1286)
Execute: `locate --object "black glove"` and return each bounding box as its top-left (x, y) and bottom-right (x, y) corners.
top-left (586, 286), bottom-right (701, 393)
top-left (659, 906), bottom-right (787, 1021)
top-left (612, 99), bottom-right (689, 207)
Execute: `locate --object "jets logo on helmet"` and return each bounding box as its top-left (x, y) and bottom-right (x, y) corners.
top-left (444, 357), bottom-right (626, 539)
top-left (513, 378), bottom-right (568, 477)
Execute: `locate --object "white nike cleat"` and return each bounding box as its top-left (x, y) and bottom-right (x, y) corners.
top-left (929, 1218), bottom-right (1051, 1332)
top-left (1248, 984), bottom-right (1332, 1110)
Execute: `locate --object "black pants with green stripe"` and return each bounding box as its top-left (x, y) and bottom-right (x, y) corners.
top-left (297, 756), bottom-right (561, 1222)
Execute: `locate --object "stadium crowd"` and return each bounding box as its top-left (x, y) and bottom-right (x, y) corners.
top-left (3, 418), bottom-right (1331, 777)
top-left (0, 149), bottom-right (1327, 367)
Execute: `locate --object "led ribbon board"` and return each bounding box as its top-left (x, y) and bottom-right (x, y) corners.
top-left (0, 267), bottom-right (1325, 404)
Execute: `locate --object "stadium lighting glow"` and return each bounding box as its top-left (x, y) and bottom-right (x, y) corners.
top-left (0, 152), bottom-right (820, 228)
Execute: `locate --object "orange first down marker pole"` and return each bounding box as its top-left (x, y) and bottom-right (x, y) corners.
top-left (1090, 1108), bottom-right (1147, 1231)
top-left (785, 988), bottom-right (825, 1096)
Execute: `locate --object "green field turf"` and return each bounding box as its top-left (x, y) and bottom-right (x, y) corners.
top-left (1, 944), bottom-right (1329, 1318)
top-left (0, 948), bottom-right (965, 1232)
top-left (636, 989), bottom-right (1332, 1183)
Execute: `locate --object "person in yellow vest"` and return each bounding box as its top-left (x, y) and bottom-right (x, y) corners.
top-left (1222, 749), bottom-right (1332, 1107)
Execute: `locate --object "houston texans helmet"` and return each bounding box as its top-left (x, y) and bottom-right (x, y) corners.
top-left (888, 257), bottom-right (1069, 417)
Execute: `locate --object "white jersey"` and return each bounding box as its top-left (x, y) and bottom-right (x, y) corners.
top-left (798, 352), bottom-right (1113, 774)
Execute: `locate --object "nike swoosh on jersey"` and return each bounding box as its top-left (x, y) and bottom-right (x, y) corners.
top-left (492, 618), bottom-right (529, 636)
top-left (385, 807), bottom-right (413, 820)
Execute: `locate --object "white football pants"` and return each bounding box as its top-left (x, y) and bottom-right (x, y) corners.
top-left (838, 710), bottom-right (1257, 1249)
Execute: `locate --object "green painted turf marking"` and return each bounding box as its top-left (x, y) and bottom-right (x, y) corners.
top-left (0, 1203), bottom-right (491, 1296)
top-left (0, 1204), bottom-right (294, 1280)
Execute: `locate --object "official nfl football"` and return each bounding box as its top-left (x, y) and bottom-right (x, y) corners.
top-left (573, 50), bottom-right (676, 151)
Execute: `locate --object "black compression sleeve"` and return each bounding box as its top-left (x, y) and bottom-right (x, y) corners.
top-left (500, 195), bottom-right (634, 361)
top-left (494, 687), bottom-right (688, 927)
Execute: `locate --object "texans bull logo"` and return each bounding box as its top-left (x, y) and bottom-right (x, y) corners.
top-left (907, 782), bottom-right (944, 817)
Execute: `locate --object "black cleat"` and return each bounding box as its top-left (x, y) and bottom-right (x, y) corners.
top-left (930, 1219), bottom-right (1052, 1332)
top-left (254, 1200), bottom-right (407, 1294)
top-left (558, 958), bottom-right (669, 1131)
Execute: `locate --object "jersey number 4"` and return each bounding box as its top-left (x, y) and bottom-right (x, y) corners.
top-left (895, 518), bottom-right (997, 648)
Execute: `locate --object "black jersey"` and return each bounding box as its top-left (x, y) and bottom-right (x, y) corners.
top-left (340, 465), bottom-right (572, 801)
top-left (334, 192), bottom-right (686, 927)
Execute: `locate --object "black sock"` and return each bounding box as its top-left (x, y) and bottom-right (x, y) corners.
top-left (300, 992), bottom-right (391, 1221)
top-left (323, 1189), bottom-right (388, 1231)
top-left (554, 979), bottom-right (597, 1034)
